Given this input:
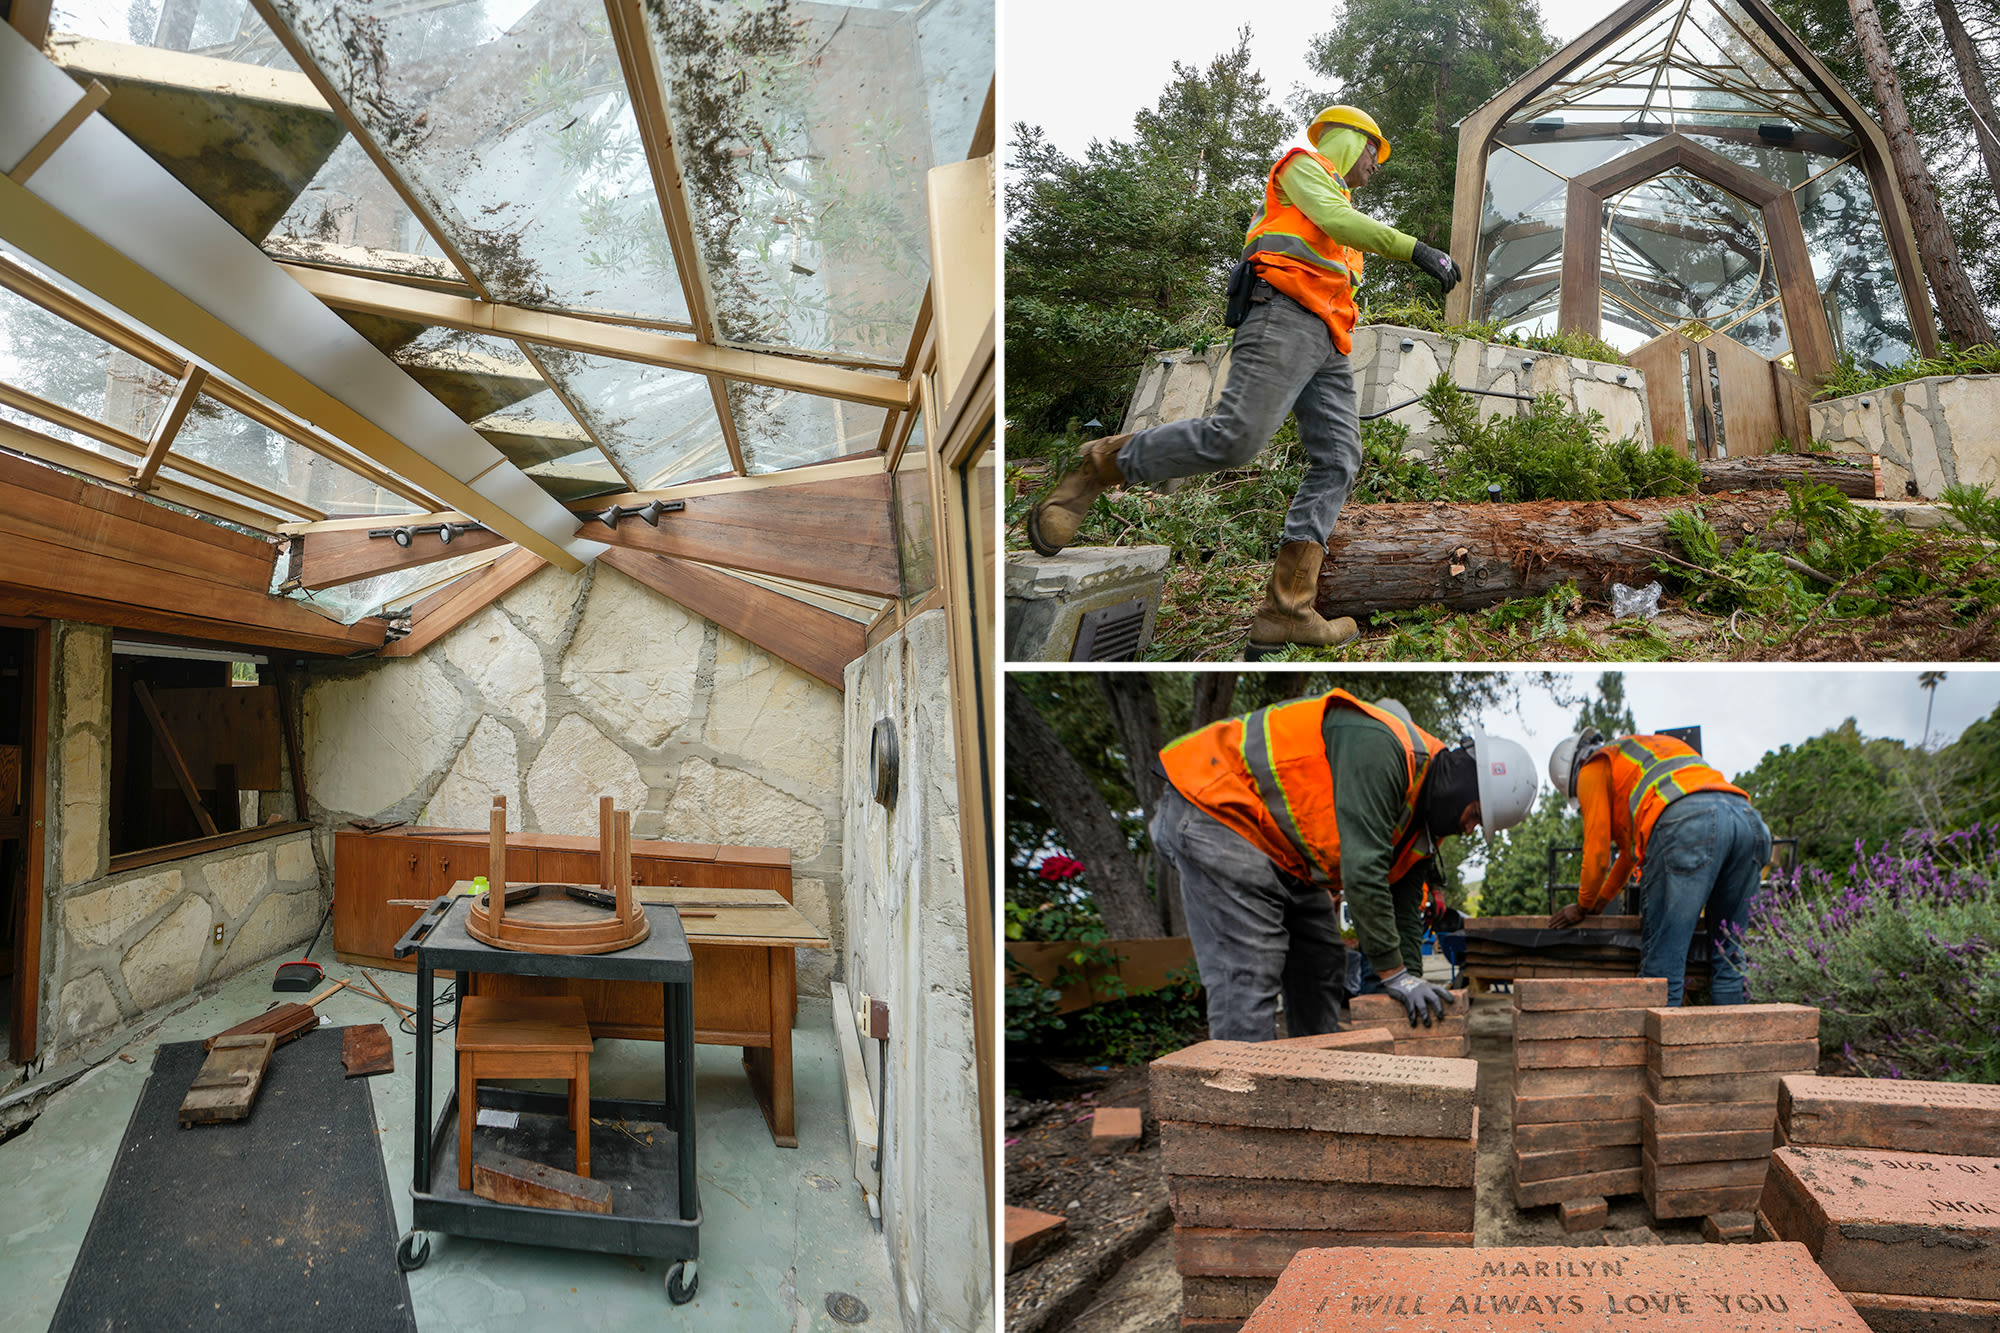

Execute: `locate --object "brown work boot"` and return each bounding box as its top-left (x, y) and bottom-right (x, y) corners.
top-left (1246, 540), bottom-right (1359, 659)
top-left (1024, 434), bottom-right (1131, 556)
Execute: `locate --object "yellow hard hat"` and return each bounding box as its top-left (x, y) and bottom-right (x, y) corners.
top-left (1308, 105), bottom-right (1391, 162)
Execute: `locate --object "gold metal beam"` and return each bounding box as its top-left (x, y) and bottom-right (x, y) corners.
top-left (561, 453), bottom-right (885, 510)
top-left (6, 0), bottom-right (51, 48)
top-left (6, 78), bottom-right (105, 184)
top-left (0, 251), bottom-right (449, 513)
top-left (0, 172), bottom-right (587, 570)
top-left (281, 264), bottom-right (915, 412)
top-left (128, 364), bottom-right (206, 492)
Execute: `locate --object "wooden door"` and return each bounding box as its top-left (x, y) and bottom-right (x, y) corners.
top-left (1629, 328), bottom-right (1795, 459)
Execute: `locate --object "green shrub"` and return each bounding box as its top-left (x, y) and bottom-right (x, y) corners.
top-left (1815, 344), bottom-right (2000, 401)
top-left (1737, 827), bottom-right (2000, 1083)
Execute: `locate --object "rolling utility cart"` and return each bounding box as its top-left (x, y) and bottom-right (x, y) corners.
top-left (393, 892), bottom-right (702, 1303)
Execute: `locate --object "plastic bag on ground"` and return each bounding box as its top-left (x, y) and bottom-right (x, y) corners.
top-left (1611, 581), bottom-right (1662, 619)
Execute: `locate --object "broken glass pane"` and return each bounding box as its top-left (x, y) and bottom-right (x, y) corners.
top-left (648, 0), bottom-right (993, 361)
top-left (892, 413), bottom-right (933, 604)
top-left (291, 549), bottom-right (503, 623)
top-left (265, 0), bottom-right (691, 324)
top-left (725, 379), bottom-right (886, 473)
top-left (51, 0), bottom-right (300, 68)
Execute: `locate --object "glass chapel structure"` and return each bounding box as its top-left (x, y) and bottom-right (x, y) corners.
top-left (1447, 0), bottom-right (1938, 453)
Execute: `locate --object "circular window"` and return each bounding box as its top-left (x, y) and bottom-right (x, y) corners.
top-left (1604, 169), bottom-right (1769, 329)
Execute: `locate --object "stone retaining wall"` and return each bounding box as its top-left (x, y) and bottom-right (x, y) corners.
top-left (1119, 323), bottom-right (1650, 452)
top-left (300, 562), bottom-right (846, 999)
top-left (1809, 373), bottom-right (2000, 500)
top-left (41, 624), bottom-right (324, 1060)
top-left (842, 608), bottom-right (988, 1331)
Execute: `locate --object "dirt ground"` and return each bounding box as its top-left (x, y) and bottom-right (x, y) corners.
top-left (1005, 987), bottom-right (1722, 1333)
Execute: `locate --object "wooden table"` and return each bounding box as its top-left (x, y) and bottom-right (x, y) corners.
top-left (452, 883), bottom-right (828, 1148)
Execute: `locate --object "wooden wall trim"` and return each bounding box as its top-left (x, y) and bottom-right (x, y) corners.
top-left (598, 548), bottom-right (864, 691)
top-left (578, 471), bottom-right (897, 598)
top-left (106, 820), bottom-right (312, 876)
top-left (294, 523), bottom-right (510, 591)
top-left (11, 619), bottom-right (49, 1062)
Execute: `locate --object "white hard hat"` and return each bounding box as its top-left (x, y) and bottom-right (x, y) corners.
top-left (1469, 724), bottom-right (1538, 837)
top-left (1547, 729), bottom-right (1606, 800)
top-left (1372, 698), bottom-right (1416, 731)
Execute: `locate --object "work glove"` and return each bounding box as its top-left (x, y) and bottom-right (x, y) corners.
top-left (1411, 242), bottom-right (1461, 295)
top-left (1382, 968), bottom-right (1452, 1028)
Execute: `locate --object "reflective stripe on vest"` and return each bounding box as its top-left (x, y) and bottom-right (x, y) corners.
top-left (1612, 738), bottom-right (1711, 822)
top-left (1242, 232), bottom-right (1351, 277)
top-left (1238, 696), bottom-right (1432, 886)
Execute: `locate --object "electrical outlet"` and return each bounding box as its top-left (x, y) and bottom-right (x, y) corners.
top-left (213, 924), bottom-right (224, 945)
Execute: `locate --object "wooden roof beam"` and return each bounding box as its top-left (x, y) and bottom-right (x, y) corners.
top-left (379, 547), bottom-right (544, 659)
top-left (289, 520), bottom-right (511, 592)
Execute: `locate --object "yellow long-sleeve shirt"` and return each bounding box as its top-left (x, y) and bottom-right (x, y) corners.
top-left (1274, 154), bottom-right (1417, 264)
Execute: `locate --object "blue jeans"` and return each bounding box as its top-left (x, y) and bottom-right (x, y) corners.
top-left (1637, 791), bottom-right (1772, 1006)
top-left (1116, 283), bottom-right (1362, 546)
top-left (1151, 786), bottom-right (1347, 1042)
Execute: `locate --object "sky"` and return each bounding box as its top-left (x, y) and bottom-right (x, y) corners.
top-left (1002, 0), bottom-right (1624, 161)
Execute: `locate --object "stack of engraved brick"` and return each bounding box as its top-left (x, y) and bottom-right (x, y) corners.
top-left (1151, 1039), bottom-right (1479, 1333)
top-left (1758, 1074), bottom-right (2000, 1330)
top-left (1641, 1003), bottom-right (1818, 1219)
top-left (1510, 977), bottom-right (1666, 1211)
top-left (1345, 989), bottom-right (1471, 1058)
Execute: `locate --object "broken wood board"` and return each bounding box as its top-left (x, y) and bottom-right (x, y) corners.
top-left (471, 1152), bottom-right (612, 1213)
top-left (179, 1033), bottom-right (274, 1126)
top-left (1315, 493), bottom-right (1793, 620)
top-left (205, 1001), bottom-right (318, 1051)
top-left (341, 1023), bottom-right (393, 1078)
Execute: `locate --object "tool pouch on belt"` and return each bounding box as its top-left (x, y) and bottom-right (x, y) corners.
top-left (1224, 258), bottom-right (1257, 328)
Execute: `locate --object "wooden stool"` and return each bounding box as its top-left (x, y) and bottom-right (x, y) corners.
top-left (456, 994), bottom-right (594, 1191)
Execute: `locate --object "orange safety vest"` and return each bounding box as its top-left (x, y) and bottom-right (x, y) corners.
top-left (1241, 147), bottom-right (1366, 353)
top-left (1587, 735), bottom-right (1748, 864)
top-left (1159, 690), bottom-right (1443, 890)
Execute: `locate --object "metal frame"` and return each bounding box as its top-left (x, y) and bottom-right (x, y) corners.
top-left (395, 896), bottom-right (700, 1272)
top-left (1446, 0), bottom-right (1939, 362)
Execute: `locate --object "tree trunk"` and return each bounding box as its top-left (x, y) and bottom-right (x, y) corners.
top-left (1698, 454), bottom-right (1878, 498)
top-left (1191, 672), bottom-right (1239, 730)
top-left (1099, 675), bottom-right (1183, 936)
top-left (1848, 0), bottom-right (1996, 347)
top-left (1313, 493), bottom-right (1793, 619)
top-left (1003, 677), bottom-right (1159, 938)
top-left (1934, 0), bottom-right (2000, 212)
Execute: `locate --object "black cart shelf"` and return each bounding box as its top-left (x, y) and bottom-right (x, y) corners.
top-left (393, 894), bottom-right (703, 1303)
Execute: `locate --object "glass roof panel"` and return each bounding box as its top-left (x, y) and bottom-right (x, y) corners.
top-left (1689, 137), bottom-right (1849, 190)
top-left (648, 0), bottom-right (994, 362)
top-left (0, 284), bottom-right (176, 443)
top-left (1507, 133), bottom-right (1657, 180)
top-left (1604, 169), bottom-right (1768, 327)
top-left (172, 395), bottom-right (421, 517)
top-left (265, 0), bottom-right (692, 325)
top-left (726, 380), bottom-right (887, 474)
top-left (264, 138), bottom-right (457, 282)
top-left (157, 459), bottom-right (294, 519)
top-left (528, 349), bottom-right (731, 490)
top-left (1796, 162), bottom-right (1916, 370)
top-left (52, 0), bottom-right (301, 69)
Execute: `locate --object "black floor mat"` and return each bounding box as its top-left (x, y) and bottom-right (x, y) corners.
top-left (51, 1026), bottom-right (415, 1332)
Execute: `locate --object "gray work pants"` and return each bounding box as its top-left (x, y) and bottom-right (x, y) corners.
top-left (1116, 281), bottom-right (1363, 546)
top-left (1151, 785), bottom-right (1346, 1042)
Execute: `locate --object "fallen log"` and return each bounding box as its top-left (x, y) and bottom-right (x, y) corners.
top-left (1697, 453), bottom-right (1878, 499)
top-left (1315, 493), bottom-right (1791, 620)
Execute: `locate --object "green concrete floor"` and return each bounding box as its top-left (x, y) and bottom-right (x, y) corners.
top-left (0, 937), bottom-right (897, 1331)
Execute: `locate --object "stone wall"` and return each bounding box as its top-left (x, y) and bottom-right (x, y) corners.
top-left (841, 609), bottom-right (990, 1332)
top-left (1809, 374), bottom-right (2000, 500)
top-left (38, 623), bottom-right (325, 1061)
top-left (300, 562), bottom-right (846, 997)
top-left (1119, 323), bottom-right (1651, 453)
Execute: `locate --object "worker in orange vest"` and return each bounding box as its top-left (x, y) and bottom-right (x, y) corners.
top-left (1546, 731), bottom-right (1772, 1006)
top-left (1024, 106), bottom-right (1461, 657)
top-left (1154, 689), bottom-right (1536, 1040)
